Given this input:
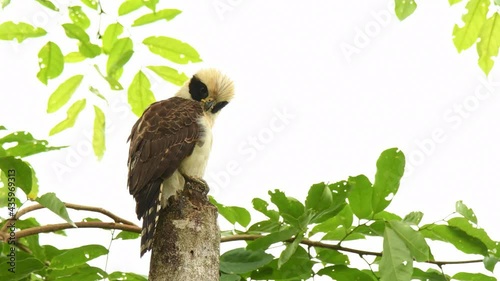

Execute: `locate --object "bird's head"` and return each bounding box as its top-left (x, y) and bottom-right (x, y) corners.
top-left (176, 68), bottom-right (234, 114)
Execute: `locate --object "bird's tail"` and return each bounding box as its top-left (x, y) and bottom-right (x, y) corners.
top-left (138, 180), bottom-right (162, 257)
top-left (140, 195), bottom-right (160, 257)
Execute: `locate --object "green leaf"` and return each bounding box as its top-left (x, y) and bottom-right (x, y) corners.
top-left (452, 272), bottom-right (496, 281)
top-left (0, 256), bottom-right (45, 280)
top-left (106, 37), bottom-right (133, 79)
top-left (412, 268), bottom-right (448, 281)
top-left (453, 0), bottom-right (489, 52)
top-left (82, 217), bottom-right (102, 222)
top-left (395, 0), bottom-right (417, 21)
top-left (318, 265), bottom-right (374, 281)
top-left (403, 211), bottom-right (423, 225)
top-left (220, 274), bottom-right (240, 281)
top-left (310, 180), bottom-right (352, 223)
top-left (1, 0), bottom-right (11, 8)
top-left (48, 264), bottom-right (107, 281)
top-left (49, 99), bottom-right (86, 135)
top-left (269, 189), bottom-right (304, 221)
top-left (372, 148), bottom-right (405, 214)
top-left (250, 247), bottom-right (314, 280)
top-left (47, 75), bottom-right (84, 113)
top-left (477, 12), bottom-right (500, 75)
top-left (278, 232), bottom-right (304, 268)
top-left (246, 227), bottom-right (298, 251)
top-left (143, 36), bottom-right (202, 64)
top-left (347, 175), bottom-right (373, 219)
top-left (94, 64), bottom-right (123, 90)
top-left (455, 200), bottom-right (478, 223)
top-left (322, 226), bottom-right (365, 241)
top-left (483, 256), bottom-right (498, 272)
top-left (128, 71), bottom-right (156, 117)
top-left (114, 231), bottom-right (140, 240)
top-left (374, 210), bottom-right (403, 221)
top-left (247, 220), bottom-right (282, 233)
top-left (209, 197), bottom-right (251, 227)
top-left (69, 6), bottom-right (90, 30)
top-left (252, 197), bottom-right (280, 221)
top-left (64, 52), bottom-right (86, 63)
top-left (80, 0), bottom-right (98, 10)
top-left (147, 65), bottom-right (189, 86)
top-left (36, 192), bottom-right (75, 226)
top-left (50, 245), bottom-right (108, 269)
top-left (132, 9), bottom-right (182, 26)
top-left (0, 156), bottom-right (33, 197)
top-left (420, 224), bottom-right (488, 255)
top-left (36, 0), bottom-right (59, 11)
top-left (142, 0), bottom-right (158, 11)
top-left (37, 41), bottom-right (64, 85)
top-left (108, 272), bottom-right (148, 281)
top-left (388, 221), bottom-right (430, 262)
top-left (447, 217), bottom-right (496, 249)
top-left (305, 182), bottom-right (333, 214)
top-left (118, 0), bottom-right (144, 16)
top-left (109, 272), bottom-right (147, 281)
top-left (315, 248), bottom-right (349, 265)
top-left (62, 23), bottom-right (101, 58)
top-left (380, 226), bottom-right (413, 281)
top-left (92, 106), bottom-right (105, 160)
top-left (89, 86), bottom-right (108, 104)
top-left (220, 248), bottom-right (273, 274)
top-left (449, 0), bottom-right (463, 5)
top-left (310, 204), bottom-right (353, 236)
top-left (102, 23), bottom-right (123, 54)
top-left (0, 21), bottom-right (47, 43)
top-left (0, 131), bottom-right (65, 157)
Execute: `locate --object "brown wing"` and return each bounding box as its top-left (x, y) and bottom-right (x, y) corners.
top-left (127, 97), bottom-right (204, 219)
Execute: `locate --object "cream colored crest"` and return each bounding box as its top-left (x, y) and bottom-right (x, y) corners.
top-left (175, 68), bottom-right (235, 105)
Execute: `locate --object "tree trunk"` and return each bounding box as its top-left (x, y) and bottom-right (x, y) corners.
top-left (149, 179), bottom-right (219, 281)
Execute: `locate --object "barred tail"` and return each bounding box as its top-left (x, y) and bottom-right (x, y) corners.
top-left (140, 197), bottom-right (159, 256)
top-left (136, 179), bottom-right (162, 257)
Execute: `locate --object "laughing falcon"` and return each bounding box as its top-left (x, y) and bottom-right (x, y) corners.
top-left (127, 69), bottom-right (234, 256)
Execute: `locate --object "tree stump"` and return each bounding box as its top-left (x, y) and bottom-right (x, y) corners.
top-left (149, 179), bottom-right (219, 281)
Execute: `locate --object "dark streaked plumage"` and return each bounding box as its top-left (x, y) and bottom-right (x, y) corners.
top-left (127, 68), bottom-right (234, 257)
top-left (128, 97), bottom-right (204, 256)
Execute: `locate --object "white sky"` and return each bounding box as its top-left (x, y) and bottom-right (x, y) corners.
top-left (1, 0), bottom-right (500, 279)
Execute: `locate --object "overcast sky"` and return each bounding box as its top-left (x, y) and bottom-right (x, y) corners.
top-left (1, 0), bottom-right (499, 279)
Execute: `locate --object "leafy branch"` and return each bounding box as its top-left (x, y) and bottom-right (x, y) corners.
top-left (0, 203), bottom-right (484, 267)
top-left (220, 234), bottom-right (483, 266)
top-left (0, 0), bottom-right (201, 159)
top-left (395, 0), bottom-right (500, 75)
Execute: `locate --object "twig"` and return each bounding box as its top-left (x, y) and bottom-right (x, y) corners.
top-left (0, 203), bottom-right (137, 234)
top-left (221, 234), bottom-right (484, 266)
top-left (0, 222), bottom-right (141, 242)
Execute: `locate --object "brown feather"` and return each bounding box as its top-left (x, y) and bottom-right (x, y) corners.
top-left (127, 97), bottom-right (204, 218)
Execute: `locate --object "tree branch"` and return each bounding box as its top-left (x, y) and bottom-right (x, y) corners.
top-left (0, 222), bottom-right (141, 242)
top-left (220, 234), bottom-right (484, 266)
top-left (0, 203), bottom-right (137, 234)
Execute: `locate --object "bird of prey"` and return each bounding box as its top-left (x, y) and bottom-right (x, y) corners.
top-left (127, 69), bottom-right (234, 256)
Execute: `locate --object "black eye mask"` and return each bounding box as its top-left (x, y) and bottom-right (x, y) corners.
top-left (188, 75), bottom-right (208, 101)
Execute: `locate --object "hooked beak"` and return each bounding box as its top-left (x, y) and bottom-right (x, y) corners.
top-left (202, 98), bottom-right (215, 111)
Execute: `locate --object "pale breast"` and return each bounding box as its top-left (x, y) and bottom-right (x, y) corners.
top-left (178, 115), bottom-right (213, 177)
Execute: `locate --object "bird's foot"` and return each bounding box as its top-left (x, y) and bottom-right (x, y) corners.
top-left (181, 173), bottom-right (209, 196)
